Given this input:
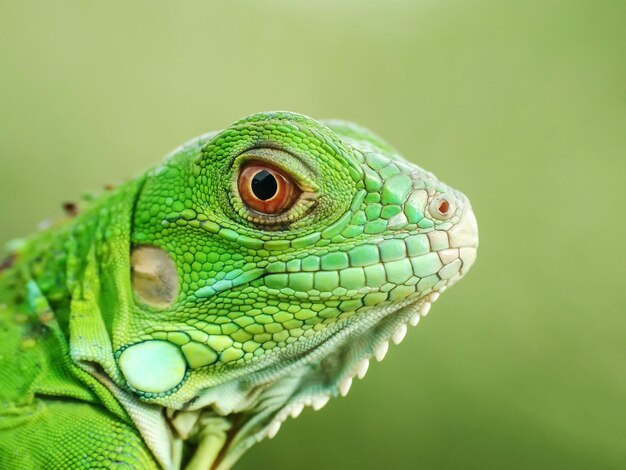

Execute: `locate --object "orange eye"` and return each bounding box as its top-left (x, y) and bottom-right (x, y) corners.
top-left (238, 163), bottom-right (301, 214)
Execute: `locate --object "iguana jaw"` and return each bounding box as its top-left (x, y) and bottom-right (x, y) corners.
top-left (167, 205), bottom-right (478, 469)
top-left (164, 288), bottom-right (448, 470)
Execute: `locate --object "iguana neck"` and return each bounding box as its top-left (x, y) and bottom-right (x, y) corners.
top-left (4, 179), bottom-right (144, 338)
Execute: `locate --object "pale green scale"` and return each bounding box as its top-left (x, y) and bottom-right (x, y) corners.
top-left (320, 307), bottom-right (340, 319)
top-left (289, 272), bottom-right (314, 291)
top-left (221, 323), bottom-right (239, 335)
top-left (404, 189), bottom-right (428, 224)
top-left (181, 342), bottom-right (218, 368)
top-left (338, 299), bottom-right (362, 312)
top-left (389, 285), bottom-right (415, 301)
top-left (321, 252), bottom-right (349, 270)
top-left (321, 212), bottom-right (352, 239)
top-left (428, 231), bottom-right (450, 251)
top-left (379, 239), bottom-right (407, 262)
top-left (167, 332), bottom-right (190, 345)
top-left (363, 219), bottom-right (388, 234)
top-left (379, 164), bottom-right (401, 179)
top-left (410, 252), bottom-right (443, 277)
top-left (364, 264), bottom-right (387, 287)
top-left (363, 292), bottom-right (388, 306)
top-left (188, 329), bottom-right (209, 343)
top-left (364, 193), bottom-right (380, 204)
top-left (243, 341), bottom-right (260, 353)
top-left (273, 330), bottom-right (289, 342)
top-left (204, 324), bottom-right (222, 335)
top-left (417, 218), bottom-right (434, 229)
top-left (256, 314), bottom-right (272, 324)
top-left (364, 152), bottom-right (388, 170)
top-left (221, 348), bottom-right (244, 362)
top-left (254, 333), bottom-right (272, 343)
top-left (294, 309), bottom-right (315, 322)
top-left (406, 234), bottom-right (430, 256)
top-left (348, 244), bottom-right (380, 267)
top-left (274, 311), bottom-right (292, 322)
top-left (381, 205), bottom-right (402, 219)
top-left (264, 239), bottom-right (291, 251)
top-left (332, 286), bottom-right (348, 296)
top-left (349, 189), bottom-right (367, 211)
top-left (207, 335), bottom-right (233, 352)
top-left (314, 271), bottom-right (339, 291)
top-left (264, 274), bottom-right (288, 289)
top-left (291, 232), bottom-right (321, 249)
top-left (286, 259), bottom-right (301, 272)
top-left (381, 174), bottom-right (413, 205)
top-left (350, 210), bottom-right (367, 226)
top-left (118, 341), bottom-right (187, 393)
top-left (266, 261), bottom-right (286, 273)
top-left (365, 204), bottom-right (382, 221)
top-left (234, 316), bottom-right (254, 327)
top-left (388, 211), bottom-right (409, 230)
top-left (237, 234), bottom-right (264, 249)
top-left (261, 305), bottom-right (280, 315)
top-left (418, 274), bottom-right (440, 291)
top-left (339, 267), bottom-right (366, 290)
top-left (301, 256), bottom-right (320, 271)
top-left (232, 330), bottom-right (252, 342)
top-left (438, 259), bottom-right (463, 280)
top-left (265, 323), bottom-right (282, 334)
top-left (384, 258), bottom-right (414, 284)
top-left (363, 167), bottom-right (383, 191)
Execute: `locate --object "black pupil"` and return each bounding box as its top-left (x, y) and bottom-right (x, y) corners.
top-left (251, 170), bottom-right (278, 201)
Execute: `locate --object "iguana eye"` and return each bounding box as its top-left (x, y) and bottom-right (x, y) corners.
top-left (238, 163), bottom-right (301, 214)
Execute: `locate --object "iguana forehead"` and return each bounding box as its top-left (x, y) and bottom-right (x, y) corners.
top-left (120, 112), bottom-right (478, 401)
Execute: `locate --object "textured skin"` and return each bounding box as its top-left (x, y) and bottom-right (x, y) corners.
top-left (0, 112), bottom-right (478, 469)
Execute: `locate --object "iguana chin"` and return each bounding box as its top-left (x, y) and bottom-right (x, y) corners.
top-left (0, 112), bottom-right (478, 469)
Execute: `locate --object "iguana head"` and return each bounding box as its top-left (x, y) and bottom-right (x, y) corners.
top-left (117, 111), bottom-right (478, 468)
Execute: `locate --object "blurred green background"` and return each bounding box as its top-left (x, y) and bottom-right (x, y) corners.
top-left (1, 0), bottom-right (625, 468)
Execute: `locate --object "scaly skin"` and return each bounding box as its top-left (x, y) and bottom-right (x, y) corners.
top-left (0, 112), bottom-right (478, 469)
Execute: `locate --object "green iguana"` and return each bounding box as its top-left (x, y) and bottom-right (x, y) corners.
top-left (0, 112), bottom-right (478, 469)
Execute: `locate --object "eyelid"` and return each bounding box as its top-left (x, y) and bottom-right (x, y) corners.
top-left (233, 147), bottom-right (319, 193)
top-left (227, 147), bottom-right (321, 229)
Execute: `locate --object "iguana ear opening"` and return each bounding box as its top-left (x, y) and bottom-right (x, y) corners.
top-left (131, 245), bottom-right (179, 308)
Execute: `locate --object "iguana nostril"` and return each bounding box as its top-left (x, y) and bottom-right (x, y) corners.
top-left (430, 194), bottom-right (456, 220)
top-left (438, 200), bottom-right (450, 215)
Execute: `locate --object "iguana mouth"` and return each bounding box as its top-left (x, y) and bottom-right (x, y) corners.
top-left (185, 288), bottom-right (440, 400)
top-left (138, 209), bottom-right (477, 468)
top-left (163, 289), bottom-right (443, 470)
